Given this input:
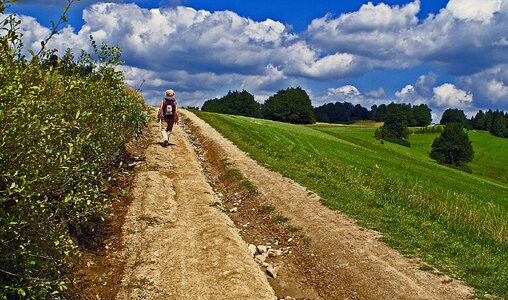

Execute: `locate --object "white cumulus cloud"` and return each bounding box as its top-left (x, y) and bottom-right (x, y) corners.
top-left (395, 73), bottom-right (437, 104)
top-left (313, 85), bottom-right (388, 107)
top-left (432, 83), bottom-right (473, 107)
top-left (446, 0), bottom-right (503, 22)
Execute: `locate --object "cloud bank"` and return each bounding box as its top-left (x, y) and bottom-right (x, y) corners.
top-left (14, 0), bottom-right (508, 111)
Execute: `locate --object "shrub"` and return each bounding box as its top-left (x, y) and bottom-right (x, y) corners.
top-left (430, 123), bottom-right (474, 166)
top-left (262, 87), bottom-right (315, 124)
top-left (201, 90), bottom-right (261, 118)
top-left (0, 8), bottom-right (147, 298)
top-left (375, 104), bottom-right (410, 147)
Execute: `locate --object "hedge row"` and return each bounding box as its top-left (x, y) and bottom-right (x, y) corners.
top-left (0, 11), bottom-right (147, 298)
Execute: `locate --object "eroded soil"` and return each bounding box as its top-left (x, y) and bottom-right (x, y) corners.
top-left (180, 110), bottom-right (475, 300)
top-left (76, 108), bottom-right (475, 299)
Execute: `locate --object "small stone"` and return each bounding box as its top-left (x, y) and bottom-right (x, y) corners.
top-left (257, 245), bottom-right (268, 254)
top-left (229, 207), bottom-right (238, 213)
top-left (266, 265), bottom-right (279, 278)
top-left (255, 254), bottom-right (267, 262)
top-left (287, 238), bottom-right (293, 242)
top-left (260, 262), bottom-right (269, 268)
top-left (248, 244), bottom-right (257, 256)
top-left (268, 249), bottom-right (283, 257)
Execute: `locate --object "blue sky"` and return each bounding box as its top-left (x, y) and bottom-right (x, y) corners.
top-left (6, 0), bottom-right (508, 120)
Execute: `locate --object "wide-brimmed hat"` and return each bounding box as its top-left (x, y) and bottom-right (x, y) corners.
top-left (165, 89), bottom-right (175, 96)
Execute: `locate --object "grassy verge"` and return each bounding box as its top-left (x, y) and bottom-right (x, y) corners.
top-left (192, 111), bottom-right (508, 298)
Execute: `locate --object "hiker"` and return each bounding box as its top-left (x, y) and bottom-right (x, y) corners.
top-left (157, 89), bottom-right (179, 144)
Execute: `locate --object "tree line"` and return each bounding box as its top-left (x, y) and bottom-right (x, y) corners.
top-left (200, 88), bottom-right (507, 140)
top-left (470, 109), bottom-right (508, 138)
top-left (199, 87), bottom-right (506, 172)
top-left (201, 87), bottom-right (315, 124)
top-left (201, 89), bottom-right (433, 127)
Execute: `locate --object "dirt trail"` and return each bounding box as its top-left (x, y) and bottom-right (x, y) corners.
top-left (181, 110), bottom-right (475, 300)
top-left (116, 110), bottom-right (276, 299)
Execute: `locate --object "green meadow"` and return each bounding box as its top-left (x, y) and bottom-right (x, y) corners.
top-left (192, 111), bottom-right (508, 298)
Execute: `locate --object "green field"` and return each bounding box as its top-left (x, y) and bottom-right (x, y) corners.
top-left (192, 111), bottom-right (508, 298)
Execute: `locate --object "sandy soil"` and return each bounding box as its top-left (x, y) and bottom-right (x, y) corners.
top-left (111, 108), bottom-right (476, 300)
top-left (115, 110), bottom-right (276, 299)
top-left (180, 109), bottom-right (475, 300)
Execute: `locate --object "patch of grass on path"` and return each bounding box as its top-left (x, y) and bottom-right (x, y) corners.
top-left (193, 111), bottom-right (508, 298)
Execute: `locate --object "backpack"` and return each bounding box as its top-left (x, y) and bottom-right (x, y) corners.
top-left (162, 98), bottom-right (176, 118)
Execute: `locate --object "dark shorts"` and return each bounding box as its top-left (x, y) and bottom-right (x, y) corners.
top-left (164, 116), bottom-right (175, 131)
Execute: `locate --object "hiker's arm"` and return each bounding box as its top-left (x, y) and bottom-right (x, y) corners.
top-left (157, 100), bottom-right (163, 121)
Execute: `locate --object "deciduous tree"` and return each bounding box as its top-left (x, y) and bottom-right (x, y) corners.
top-left (263, 87), bottom-right (315, 124)
top-left (430, 122), bottom-right (474, 166)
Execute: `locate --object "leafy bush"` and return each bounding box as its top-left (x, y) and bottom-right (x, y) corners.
top-left (201, 90), bottom-right (261, 118)
top-left (262, 87), bottom-right (315, 124)
top-left (430, 123), bottom-right (474, 166)
top-left (0, 7), bottom-right (147, 298)
top-left (375, 104), bottom-right (410, 147)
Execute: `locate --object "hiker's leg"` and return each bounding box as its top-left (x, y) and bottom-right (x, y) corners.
top-left (165, 117), bottom-right (175, 132)
top-left (165, 117), bottom-right (175, 141)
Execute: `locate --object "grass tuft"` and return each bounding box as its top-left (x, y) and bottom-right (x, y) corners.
top-left (259, 205), bottom-right (276, 214)
top-left (272, 214), bottom-right (290, 223)
top-left (287, 225), bottom-right (301, 232)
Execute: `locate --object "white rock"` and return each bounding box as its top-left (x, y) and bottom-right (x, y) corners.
top-left (229, 207), bottom-right (238, 213)
top-left (248, 244), bottom-right (257, 256)
top-left (255, 254), bottom-right (267, 262)
top-left (268, 249), bottom-right (283, 257)
top-left (257, 245), bottom-right (268, 254)
top-left (266, 265), bottom-right (280, 278)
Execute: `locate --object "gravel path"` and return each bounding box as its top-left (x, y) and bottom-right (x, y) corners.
top-left (116, 110), bottom-right (276, 299)
top-left (182, 109), bottom-right (474, 300)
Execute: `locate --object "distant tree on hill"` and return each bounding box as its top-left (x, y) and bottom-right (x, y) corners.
top-left (201, 90), bottom-right (261, 118)
top-left (484, 110), bottom-right (493, 131)
top-left (263, 87), bottom-right (315, 124)
top-left (491, 112), bottom-right (507, 137)
top-left (440, 108), bottom-right (467, 126)
top-left (351, 104), bottom-right (369, 120)
top-left (314, 102), bottom-right (371, 124)
top-left (370, 104), bottom-right (387, 122)
top-left (375, 103), bottom-right (410, 147)
top-left (412, 104), bottom-right (432, 126)
top-left (430, 122), bottom-right (474, 166)
top-left (472, 110), bottom-right (487, 130)
top-left (470, 109), bottom-right (507, 138)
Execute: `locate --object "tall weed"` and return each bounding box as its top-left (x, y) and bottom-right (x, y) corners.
top-left (0, 5), bottom-right (147, 298)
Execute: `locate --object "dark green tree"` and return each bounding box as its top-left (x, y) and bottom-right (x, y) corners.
top-left (491, 112), bottom-right (507, 137)
top-left (484, 110), bottom-right (494, 131)
top-left (201, 90), bottom-right (261, 118)
top-left (440, 108), bottom-right (467, 126)
top-left (430, 122), bottom-right (474, 166)
top-left (263, 87), bottom-right (315, 124)
top-left (315, 101), bottom-right (355, 123)
top-left (472, 110), bottom-right (486, 130)
top-left (412, 104), bottom-right (432, 126)
top-left (400, 103), bottom-right (417, 126)
top-left (351, 104), bottom-right (369, 120)
top-left (375, 103), bottom-right (410, 147)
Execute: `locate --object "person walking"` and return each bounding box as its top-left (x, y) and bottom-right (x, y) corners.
top-left (157, 89), bottom-right (179, 145)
